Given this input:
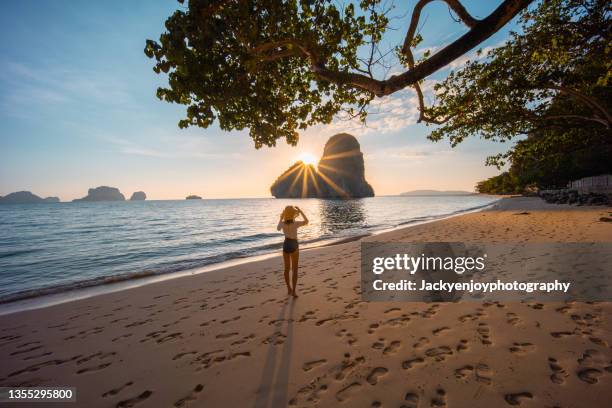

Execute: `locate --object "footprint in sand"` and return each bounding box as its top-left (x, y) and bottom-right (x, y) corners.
top-left (456, 339), bottom-right (469, 352)
top-left (102, 381), bottom-right (133, 398)
top-left (402, 357), bottom-right (425, 370)
top-left (576, 349), bottom-right (607, 384)
top-left (316, 317), bottom-right (335, 327)
top-left (302, 359), bottom-right (327, 372)
top-left (413, 337), bottom-right (429, 349)
top-left (384, 314), bottom-right (411, 327)
top-left (555, 305), bottom-right (571, 314)
top-left (10, 344), bottom-right (42, 356)
top-left (345, 333), bottom-right (357, 345)
top-left (172, 351), bottom-right (197, 361)
top-left (509, 342), bottom-right (536, 355)
top-left (291, 380), bottom-right (329, 405)
top-left (454, 363), bottom-right (492, 385)
top-left (458, 314), bottom-right (478, 323)
top-left (231, 333), bottom-right (256, 346)
top-left (76, 352), bottom-right (116, 365)
top-left (550, 330), bottom-right (575, 338)
top-left (475, 363), bottom-right (493, 385)
top-left (425, 346), bottom-right (453, 361)
top-left (216, 332), bottom-right (239, 339)
top-left (504, 392), bottom-right (533, 406)
top-left (432, 327), bottom-right (451, 336)
top-left (455, 365), bottom-right (474, 380)
top-left (402, 392), bottom-right (419, 408)
top-left (506, 313), bottom-right (521, 326)
top-left (548, 357), bottom-right (568, 384)
top-left (7, 355), bottom-right (81, 378)
top-left (334, 356), bottom-right (365, 381)
top-left (174, 384), bottom-right (204, 408)
top-left (577, 368), bottom-right (603, 384)
top-left (335, 382), bottom-right (362, 402)
top-left (298, 310), bottom-right (317, 322)
top-left (588, 336), bottom-right (608, 347)
top-left (366, 367), bottom-right (388, 385)
top-left (527, 302), bottom-right (544, 310)
top-left (430, 388), bottom-right (447, 407)
top-left (371, 340), bottom-right (385, 350)
top-left (157, 332), bottom-right (182, 344)
top-left (477, 323), bottom-right (492, 345)
top-left (76, 362), bottom-right (112, 374)
top-left (23, 351), bottom-right (53, 361)
top-left (220, 316), bottom-right (240, 324)
top-left (383, 340), bottom-right (401, 355)
top-left (124, 319), bottom-right (153, 328)
top-left (116, 390), bottom-right (153, 408)
top-left (368, 323), bottom-right (380, 334)
top-left (112, 333), bottom-right (133, 342)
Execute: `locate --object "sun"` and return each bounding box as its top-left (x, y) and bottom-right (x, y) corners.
top-left (297, 152), bottom-right (317, 166)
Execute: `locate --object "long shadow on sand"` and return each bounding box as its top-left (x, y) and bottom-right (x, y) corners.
top-left (254, 298), bottom-right (296, 408)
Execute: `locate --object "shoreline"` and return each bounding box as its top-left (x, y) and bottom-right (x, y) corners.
top-left (0, 199), bottom-right (501, 315)
top-left (0, 196), bottom-right (610, 407)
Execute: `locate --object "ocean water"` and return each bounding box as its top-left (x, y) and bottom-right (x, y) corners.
top-left (0, 195), bottom-right (498, 302)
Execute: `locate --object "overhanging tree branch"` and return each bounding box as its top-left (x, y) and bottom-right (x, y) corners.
top-left (547, 85), bottom-right (612, 126)
top-left (249, 0), bottom-right (533, 97)
top-left (401, 0), bottom-right (479, 56)
top-left (401, 1), bottom-right (480, 123)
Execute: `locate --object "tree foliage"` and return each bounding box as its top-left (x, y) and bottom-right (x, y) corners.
top-left (428, 0), bottom-right (611, 192)
top-left (145, 0), bottom-right (532, 147)
top-left (478, 122), bottom-right (612, 193)
top-left (475, 172), bottom-right (522, 194)
top-left (426, 0), bottom-right (611, 152)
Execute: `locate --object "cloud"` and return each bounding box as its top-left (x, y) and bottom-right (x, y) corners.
top-left (102, 132), bottom-right (244, 160)
top-left (447, 43), bottom-right (502, 70)
top-left (314, 77), bottom-right (445, 137)
top-left (414, 45), bottom-right (442, 58)
top-left (0, 61), bottom-right (133, 109)
top-left (308, 90), bottom-right (418, 137)
top-left (366, 145), bottom-right (456, 162)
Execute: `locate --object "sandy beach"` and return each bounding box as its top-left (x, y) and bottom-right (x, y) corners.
top-left (0, 196), bottom-right (611, 408)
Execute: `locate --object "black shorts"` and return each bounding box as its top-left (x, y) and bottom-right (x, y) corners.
top-left (283, 238), bottom-right (299, 253)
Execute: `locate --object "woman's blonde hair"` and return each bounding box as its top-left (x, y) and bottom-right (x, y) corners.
top-left (282, 206), bottom-right (298, 222)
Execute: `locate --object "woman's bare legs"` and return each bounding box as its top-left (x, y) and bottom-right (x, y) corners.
top-left (282, 252), bottom-right (291, 294)
top-left (290, 250), bottom-right (299, 297)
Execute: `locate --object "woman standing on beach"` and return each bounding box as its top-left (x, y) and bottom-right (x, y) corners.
top-left (277, 206), bottom-right (308, 297)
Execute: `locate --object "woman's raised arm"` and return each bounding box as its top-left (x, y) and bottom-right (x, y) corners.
top-left (297, 207), bottom-right (309, 226)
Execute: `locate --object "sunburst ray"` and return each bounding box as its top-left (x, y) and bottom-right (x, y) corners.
top-left (316, 169), bottom-right (350, 199)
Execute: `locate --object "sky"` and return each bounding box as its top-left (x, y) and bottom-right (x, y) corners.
top-left (0, 1), bottom-right (525, 200)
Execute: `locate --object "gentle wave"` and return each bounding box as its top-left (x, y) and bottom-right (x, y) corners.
top-left (0, 249), bottom-right (41, 259)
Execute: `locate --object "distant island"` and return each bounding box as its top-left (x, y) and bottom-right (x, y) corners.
top-left (73, 186), bottom-right (125, 202)
top-left (270, 133), bottom-right (374, 198)
top-left (186, 195), bottom-right (202, 200)
top-left (130, 191), bottom-right (147, 201)
top-left (0, 191), bottom-right (60, 204)
top-left (401, 190), bottom-right (476, 196)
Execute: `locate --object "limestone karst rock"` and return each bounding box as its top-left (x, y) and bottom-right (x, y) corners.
top-left (270, 133), bottom-right (374, 198)
top-left (73, 186), bottom-right (125, 202)
top-left (130, 191), bottom-right (147, 201)
top-left (0, 191), bottom-right (58, 204)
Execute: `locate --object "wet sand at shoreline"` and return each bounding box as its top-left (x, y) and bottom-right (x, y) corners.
top-left (0, 197), bottom-right (610, 407)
